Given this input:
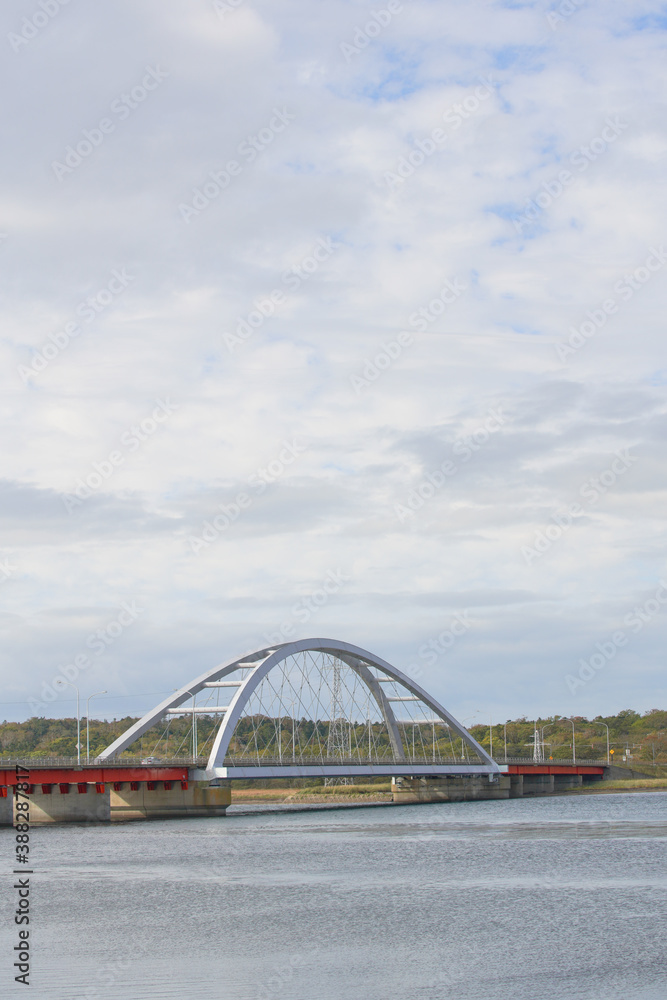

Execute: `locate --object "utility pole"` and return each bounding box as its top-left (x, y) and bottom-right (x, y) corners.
top-left (183, 689), bottom-right (197, 761)
top-left (590, 720), bottom-right (610, 764)
top-left (63, 681), bottom-right (81, 766)
top-left (86, 690), bottom-right (107, 763)
top-left (564, 718), bottom-right (576, 764)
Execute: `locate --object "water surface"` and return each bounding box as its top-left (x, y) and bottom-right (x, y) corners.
top-left (3, 791), bottom-right (666, 999)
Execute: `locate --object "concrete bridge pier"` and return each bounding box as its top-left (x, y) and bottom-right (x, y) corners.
top-left (109, 779), bottom-right (230, 821)
top-left (0, 789), bottom-right (13, 826)
top-left (2, 779), bottom-right (231, 825)
top-left (553, 773), bottom-right (583, 792)
top-left (14, 783), bottom-right (112, 824)
top-left (509, 774), bottom-right (523, 797)
top-left (391, 774), bottom-right (510, 803)
top-left (521, 774), bottom-right (554, 796)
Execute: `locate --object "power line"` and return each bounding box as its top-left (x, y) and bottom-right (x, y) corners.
top-left (0, 691), bottom-right (170, 706)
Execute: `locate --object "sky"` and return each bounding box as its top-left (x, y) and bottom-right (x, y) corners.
top-left (1, 0), bottom-right (667, 729)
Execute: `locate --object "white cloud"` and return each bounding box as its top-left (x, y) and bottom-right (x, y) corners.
top-left (1, 0), bottom-right (666, 724)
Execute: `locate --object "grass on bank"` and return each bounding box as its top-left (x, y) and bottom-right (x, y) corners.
top-left (232, 778), bottom-right (667, 802)
top-left (232, 782), bottom-right (393, 802)
top-left (575, 777), bottom-right (667, 792)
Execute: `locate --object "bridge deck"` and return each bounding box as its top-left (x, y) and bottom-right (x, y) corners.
top-left (0, 756), bottom-right (608, 788)
top-left (197, 763), bottom-right (499, 780)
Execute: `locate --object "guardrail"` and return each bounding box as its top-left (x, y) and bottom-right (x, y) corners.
top-left (493, 756), bottom-right (608, 766)
top-left (2, 755), bottom-right (480, 768)
top-left (0, 756), bottom-right (198, 767)
top-left (1, 754), bottom-right (610, 768)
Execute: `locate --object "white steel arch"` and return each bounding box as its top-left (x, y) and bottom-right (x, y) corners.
top-left (98, 638), bottom-right (500, 780)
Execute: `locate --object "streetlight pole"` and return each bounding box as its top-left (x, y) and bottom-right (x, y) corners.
top-left (86, 690), bottom-right (107, 763)
top-left (565, 718), bottom-right (576, 764)
top-left (504, 722), bottom-right (508, 763)
top-left (63, 681), bottom-right (81, 766)
top-left (590, 720), bottom-right (610, 764)
top-left (184, 689), bottom-right (197, 761)
top-left (540, 722), bottom-right (558, 760)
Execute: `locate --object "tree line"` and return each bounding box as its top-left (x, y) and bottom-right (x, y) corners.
top-left (0, 708), bottom-right (664, 762)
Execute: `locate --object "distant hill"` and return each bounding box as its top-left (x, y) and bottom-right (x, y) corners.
top-left (468, 709), bottom-right (667, 763)
top-left (0, 708), bottom-right (665, 762)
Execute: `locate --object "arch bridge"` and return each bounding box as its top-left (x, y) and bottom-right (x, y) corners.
top-left (99, 639), bottom-right (500, 781)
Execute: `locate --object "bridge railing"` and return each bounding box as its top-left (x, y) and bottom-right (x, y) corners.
top-left (3, 755), bottom-right (488, 767)
top-left (0, 754), bottom-right (609, 768)
top-left (0, 756), bottom-right (198, 767)
top-left (220, 754), bottom-right (492, 767)
top-left (217, 755), bottom-right (609, 767)
top-left (2, 753), bottom-right (492, 768)
top-left (492, 756), bottom-right (608, 766)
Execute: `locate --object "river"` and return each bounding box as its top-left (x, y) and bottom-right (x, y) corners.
top-left (4, 790), bottom-right (666, 999)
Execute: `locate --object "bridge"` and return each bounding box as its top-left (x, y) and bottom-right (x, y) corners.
top-left (99, 638), bottom-right (500, 779)
top-left (0, 638), bottom-right (608, 824)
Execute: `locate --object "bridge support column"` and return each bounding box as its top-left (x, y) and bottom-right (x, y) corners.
top-left (2, 780), bottom-right (231, 825)
top-left (521, 774), bottom-right (554, 796)
top-left (391, 775), bottom-right (510, 803)
top-left (109, 780), bottom-right (230, 821)
top-left (13, 783), bottom-right (111, 824)
top-left (553, 774), bottom-right (583, 792)
top-left (0, 789), bottom-right (14, 826)
top-left (509, 774), bottom-right (524, 797)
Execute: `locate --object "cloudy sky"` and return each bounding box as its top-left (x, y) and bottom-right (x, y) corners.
top-left (1, 0), bottom-right (666, 730)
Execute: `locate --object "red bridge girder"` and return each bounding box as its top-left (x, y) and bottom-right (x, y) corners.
top-left (0, 766), bottom-right (188, 787)
top-left (504, 764), bottom-right (605, 776)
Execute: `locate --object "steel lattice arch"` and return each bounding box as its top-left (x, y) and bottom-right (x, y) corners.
top-left (98, 638), bottom-right (500, 780)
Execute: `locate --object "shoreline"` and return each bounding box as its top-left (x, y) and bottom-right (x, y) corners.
top-left (231, 778), bottom-right (667, 804)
